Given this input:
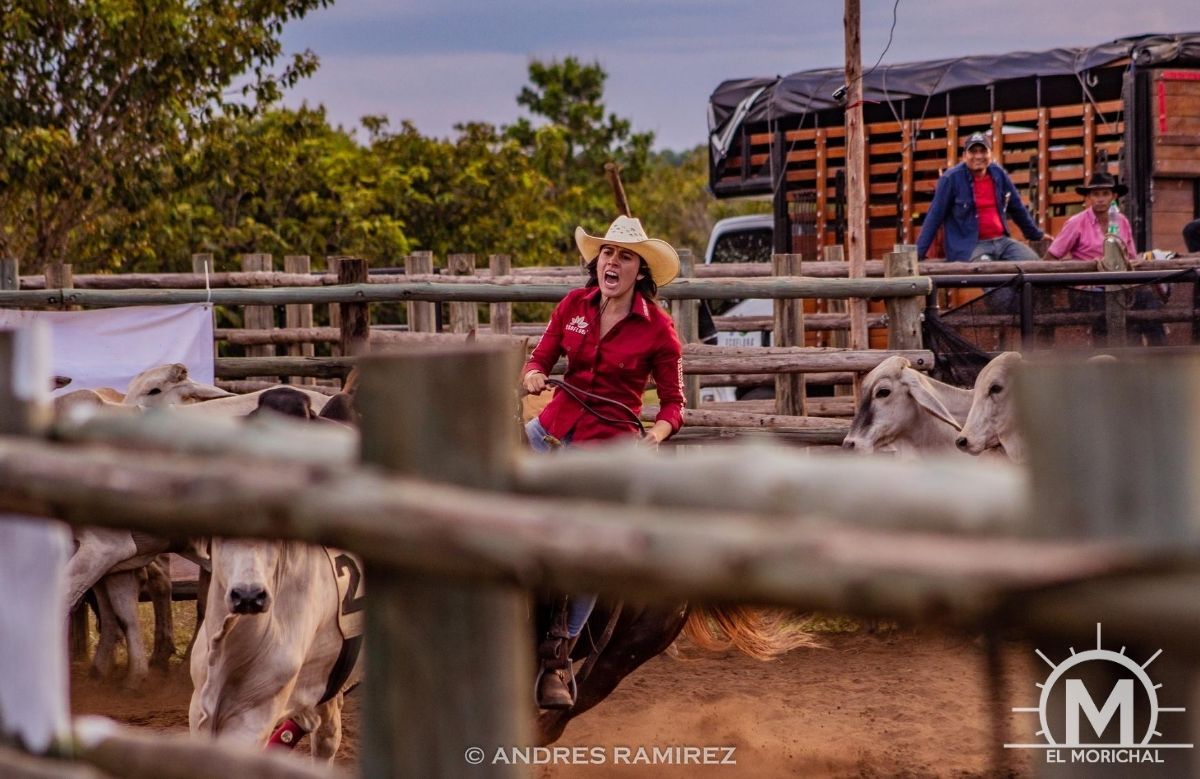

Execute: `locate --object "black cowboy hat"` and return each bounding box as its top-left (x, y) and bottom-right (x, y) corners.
top-left (1075, 172), bottom-right (1128, 197)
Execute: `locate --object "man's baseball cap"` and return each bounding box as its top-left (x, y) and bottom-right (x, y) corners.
top-left (963, 132), bottom-right (992, 151)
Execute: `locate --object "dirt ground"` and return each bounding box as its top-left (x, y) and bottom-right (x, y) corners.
top-left (70, 619), bottom-right (1040, 778)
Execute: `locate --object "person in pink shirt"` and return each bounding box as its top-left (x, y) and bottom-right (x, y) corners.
top-left (1046, 172), bottom-right (1166, 345)
top-left (1044, 172), bottom-right (1135, 261)
top-left (521, 215), bottom-right (684, 709)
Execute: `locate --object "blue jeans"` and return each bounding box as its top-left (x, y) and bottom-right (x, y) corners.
top-left (969, 237), bottom-right (1041, 264)
top-left (524, 416), bottom-right (572, 452)
top-left (971, 238), bottom-right (1040, 313)
top-left (524, 417), bottom-right (593, 638)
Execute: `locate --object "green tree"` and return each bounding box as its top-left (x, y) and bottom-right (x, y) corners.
top-left (84, 106), bottom-right (411, 272)
top-left (505, 57), bottom-right (654, 239)
top-left (629, 146), bottom-right (772, 262)
top-left (367, 118), bottom-right (566, 267)
top-left (0, 0), bottom-right (330, 270)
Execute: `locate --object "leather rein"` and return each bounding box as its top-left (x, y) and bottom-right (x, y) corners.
top-left (543, 378), bottom-right (646, 438)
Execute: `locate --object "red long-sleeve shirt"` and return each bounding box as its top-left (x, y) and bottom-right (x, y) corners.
top-left (523, 287), bottom-right (685, 443)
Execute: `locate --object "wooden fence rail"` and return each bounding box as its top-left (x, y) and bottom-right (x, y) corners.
top-left (210, 347), bottom-right (933, 380)
top-left (5, 342), bottom-right (1200, 777)
top-left (0, 276), bottom-right (933, 308)
top-left (15, 254), bottom-right (1200, 289)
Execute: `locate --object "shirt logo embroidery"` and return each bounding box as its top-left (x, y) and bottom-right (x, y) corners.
top-left (565, 315), bottom-right (589, 335)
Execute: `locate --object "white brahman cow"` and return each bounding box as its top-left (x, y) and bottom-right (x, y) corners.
top-left (84, 554), bottom-right (178, 687)
top-left (127, 363), bottom-right (332, 417)
top-left (189, 538), bottom-right (362, 761)
top-left (841, 356), bottom-right (974, 455)
top-left (955, 351), bottom-right (1025, 463)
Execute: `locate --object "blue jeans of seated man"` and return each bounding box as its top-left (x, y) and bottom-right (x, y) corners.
top-left (971, 237), bottom-right (1040, 313)
top-left (524, 416), bottom-right (594, 638)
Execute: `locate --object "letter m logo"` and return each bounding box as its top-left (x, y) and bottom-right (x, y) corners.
top-left (1065, 678), bottom-right (1134, 745)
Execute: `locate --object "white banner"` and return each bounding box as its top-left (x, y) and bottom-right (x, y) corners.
top-left (0, 303), bottom-right (215, 394)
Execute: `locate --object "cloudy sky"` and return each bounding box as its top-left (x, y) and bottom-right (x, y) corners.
top-left (279, 1), bottom-right (1196, 151)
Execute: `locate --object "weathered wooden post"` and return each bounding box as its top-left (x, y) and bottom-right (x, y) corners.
top-left (1018, 356), bottom-right (1200, 777)
top-left (823, 245), bottom-right (854, 398)
top-left (773, 252), bottom-right (806, 416)
top-left (239, 254), bottom-right (275, 358)
top-left (447, 253), bottom-right (479, 334)
top-left (671, 248), bottom-right (700, 409)
top-left (0, 256), bottom-right (18, 291)
top-left (239, 253), bottom-right (275, 381)
top-left (356, 345), bottom-right (530, 778)
top-left (405, 251), bottom-right (437, 333)
top-left (1099, 237), bottom-right (1129, 347)
top-left (885, 246), bottom-right (922, 350)
top-left (190, 253), bottom-right (214, 278)
top-left (326, 256), bottom-right (342, 354)
top-left (489, 254), bottom-right (513, 336)
top-left (337, 258), bottom-right (370, 362)
top-left (45, 262), bottom-right (75, 311)
top-left (1021, 357), bottom-right (1200, 545)
top-left (283, 255), bottom-right (315, 385)
top-left (191, 253), bottom-right (218, 362)
top-left (0, 326), bottom-right (72, 757)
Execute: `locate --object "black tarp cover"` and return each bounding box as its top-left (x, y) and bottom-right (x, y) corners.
top-left (709, 33), bottom-right (1200, 159)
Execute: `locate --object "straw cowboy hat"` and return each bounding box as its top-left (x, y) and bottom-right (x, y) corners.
top-left (1075, 171), bottom-right (1128, 197)
top-left (574, 216), bottom-right (680, 287)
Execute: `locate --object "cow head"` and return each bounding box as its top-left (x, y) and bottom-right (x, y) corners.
top-left (957, 351), bottom-right (1024, 462)
top-left (211, 538), bottom-right (282, 616)
top-left (842, 356), bottom-right (960, 454)
top-left (123, 363), bottom-right (234, 407)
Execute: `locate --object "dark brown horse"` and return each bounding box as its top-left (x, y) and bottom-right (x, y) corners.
top-left (519, 382), bottom-right (815, 743)
top-left (534, 598), bottom-right (813, 744)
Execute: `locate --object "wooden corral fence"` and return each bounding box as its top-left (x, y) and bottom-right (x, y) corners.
top-left (3, 334), bottom-right (1200, 778)
top-left (5, 250), bottom-right (1199, 431)
top-left (0, 249), bottom-right (938, 442)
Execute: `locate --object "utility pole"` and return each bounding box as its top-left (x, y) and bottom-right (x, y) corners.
top-left (844, 0), bottom-right (869, 355)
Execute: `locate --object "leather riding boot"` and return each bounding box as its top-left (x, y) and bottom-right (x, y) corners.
top-left (536, 598), bottom-right (577, 710)
top-left (535, 632), bottom-right (576, 710)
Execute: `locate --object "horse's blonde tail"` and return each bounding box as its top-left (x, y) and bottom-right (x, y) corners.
top-left (681, 606), bottom-right (818, 660)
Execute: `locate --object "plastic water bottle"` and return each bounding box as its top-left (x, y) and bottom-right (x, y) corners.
top-left (1107, 202), bottom-right (1120, 235)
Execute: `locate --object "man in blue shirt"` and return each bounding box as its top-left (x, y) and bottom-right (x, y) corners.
top-left (917, 132), bottom-right (1047, 262)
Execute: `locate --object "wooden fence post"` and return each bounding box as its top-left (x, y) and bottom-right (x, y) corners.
top-left (773, 252), bottom-right (806, 416)
top-left (0, 256), bottom-right (18, 290)
top-left (239, 254), bottom-right (275, 358)
top-left (336, 258), bottom-right (369, 361)
top-left (192, 254), bottom-right (218, 363)
top-left (283, 255), bottom-right (315, 385)
top-left (671, 249), bottom-right (700, 409)
top-left (405, 251), bottom-right (436, 333)
top-left (326, 256), bottom-right (342, 354)
top-left (885, 247), bottom-right (922, 350)
top-left (447, 254), bottom-right (478, 334)
top-left (190, 253), bottom-right (213, 277)
top-left (1018, 357), bottom-right (1200, 777)
top-left (45, 262), bottom-right (75, 310)
top-left (356, 345), bottom-right (530, 778)
top-left (822, 245), bottom-right (854, 399)
top-left (0, 326), bottom-right (71, 756)
top-left (488, 255), bottom-right (512, 335)
top-left (240, 254), bottom-right (274, 381)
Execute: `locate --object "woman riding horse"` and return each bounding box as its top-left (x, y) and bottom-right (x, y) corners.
top-left (521, 215), bottom-right (685, 709)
